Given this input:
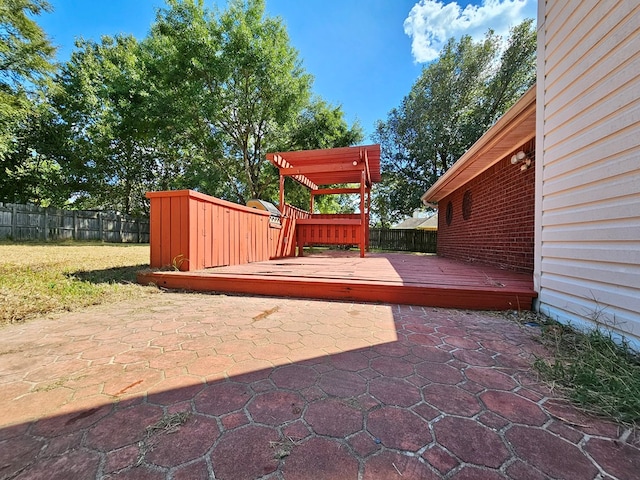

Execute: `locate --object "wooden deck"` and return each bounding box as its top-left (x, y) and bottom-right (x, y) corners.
top-left (138, 252), bottom-right (537, 311)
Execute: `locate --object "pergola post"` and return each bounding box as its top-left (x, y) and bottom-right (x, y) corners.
top-left (360, 170), bottom-right (366, 258)
top-left (279, 174), bottom-right (285, 211)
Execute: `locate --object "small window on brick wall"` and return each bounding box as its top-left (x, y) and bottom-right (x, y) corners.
top-left (462, 190), bottom-right (472, 220)
top-left (446, 201), bottom-right (453, 226)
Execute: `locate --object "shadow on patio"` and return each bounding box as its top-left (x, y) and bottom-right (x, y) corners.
top-left (1, 292), bottom-right (637, 479)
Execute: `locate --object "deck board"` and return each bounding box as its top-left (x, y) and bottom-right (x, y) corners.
top-left (138, 252), bottom-right (537, 310)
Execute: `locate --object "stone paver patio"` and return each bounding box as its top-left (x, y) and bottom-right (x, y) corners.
top-left (1, 293), bottom-right (638, 479)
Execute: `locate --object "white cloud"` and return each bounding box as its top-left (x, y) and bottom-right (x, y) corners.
top-left (404, 0), bottom-right (536, 63)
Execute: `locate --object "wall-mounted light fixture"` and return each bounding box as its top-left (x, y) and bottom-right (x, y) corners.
top-left (510, 150), bottom-right (533, 171)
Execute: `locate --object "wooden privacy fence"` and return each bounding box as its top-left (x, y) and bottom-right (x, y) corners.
top-left (0, 203), bottom-right (149, 243)
top-left (369, 228), bottom-right (437, 253)
top-left (147, 190), bottom-right (300, 271)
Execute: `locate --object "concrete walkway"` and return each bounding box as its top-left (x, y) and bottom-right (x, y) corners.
top-left (0, 293), bottom-right (638, 479)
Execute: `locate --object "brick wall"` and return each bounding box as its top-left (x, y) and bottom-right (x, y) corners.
top-left (437, 139), bottom-right (535, 273)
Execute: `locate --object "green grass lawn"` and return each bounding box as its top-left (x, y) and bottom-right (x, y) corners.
top-left (0, 241), bottom-right (158, 325)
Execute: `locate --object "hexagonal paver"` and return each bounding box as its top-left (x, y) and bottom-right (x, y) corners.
top-left (7, 449), bottom-right (101, 480)
top-left (282, 437), bottom-right (359, 480)
top-left (187, 354), bottom-right (235, 378)
top-left (146, 377), bottom-right (206, 405)
top-left (480, 390), bottom-right (548, 426)
top-left (506, 425), bottom-right (598, 479)
top-left (305, 398), bottom-right (363, 437)
top-left (370, 355), bottom-right (414, 377)
top-left (318, 369), bottom-right (366, 398)
top-left (85, 404), bottom-right (163, 451)
top-left (328, 351), bottom-right (370, 372)
top-left (367, 406), bottom-right (431, 451)
top-left (415, 362), bottom-right (464, 384)
top-left (584, 438), bottom-right (640, 480)
top-left (247, 391), bottom-right (304, 425)
top-left (145, 413), bottom-right (220, 467)
top-left (363, 450), bottom-right (439, 480)
top-left (210, 425), bottom-right (279, 480)
top-left (433, 416), bottom-right (509, 468)
top-left (194, 382), bottom-right (251, 416)
top-left (270, 364), bottom-right (317, 390)
top-left (411, 346), bottom-right (452, 363)
top-left (422, 384), bottom-right (482, 417)
top-left (452, 349), bottom-right (496, 367)
top-left (464, 366), bottom-right (517, 390)
top-left (422, 445), bottom-right (460, 475)
top-left (369, 377), bottom-right (422, 407)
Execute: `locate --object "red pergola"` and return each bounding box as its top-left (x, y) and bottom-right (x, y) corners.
top-left (266, 144), bottom-right (381, 257)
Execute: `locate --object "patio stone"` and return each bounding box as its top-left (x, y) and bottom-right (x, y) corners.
top-left (210, 425), bottom-right (280, 480)
top-left (363, 451), bottom-right (439, 479)
top-left (464, 365), bottom-right (518, 390)
top-left (85, 404), bottom-right (163, 451)
top-left (0, 435), bottom-right (45, 479)
top-left (415, 361), bottom-right (464, 384)
top-left (318, 369), bottom-right (366, 397)
top-left (282, 437), bottom-right (359, 480)
top-left (433, 416), bottom-right (509, 468)
top-left (1, 292), bottom-right (638, 480)
top-left (305, 397), bottom-right (363, 437)
top-left (369, 376), bottom-right (422, 407)
top-left (145, 414), bottom-right (220, 467)
top-left (480, 390), bottom-right (548, 426)
top-left (194, 382), bottom-right (251, 416)
top-left (584, 437), bottom-right (640, 480)
top-left (505, 425), bottom-right (598, 479)
top-left (422, 384), bottom-right (482, 417)
top-left (422, 445), bottom-right (460, 475)
top-left (246, 390), bottom-right (304, 425)
top-left (270, 364), bottom-right (318, 389)
top-left (367, 406), bottom-right (431, 451)
top-left (449, 465), bottom-right (505, 479)
top-left (172, 460), bottom-right (210, 480)
top-left (13, 449), bottom-right (101, 480)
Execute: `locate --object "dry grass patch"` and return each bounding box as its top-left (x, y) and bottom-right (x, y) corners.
top-left (0, 241), bottom-right (158, 325)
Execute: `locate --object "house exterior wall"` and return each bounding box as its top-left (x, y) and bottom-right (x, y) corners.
top-left (535, 1), bottom-right (640, 340)
top-left (438, 139), bottom-right (536, 273)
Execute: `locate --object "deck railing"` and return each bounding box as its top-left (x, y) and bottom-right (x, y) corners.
top-left (147, 190), bottom-right (285, 271)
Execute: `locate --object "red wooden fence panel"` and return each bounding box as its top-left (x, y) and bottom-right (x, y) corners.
top-left (147, 190), bottom-right (284, 271)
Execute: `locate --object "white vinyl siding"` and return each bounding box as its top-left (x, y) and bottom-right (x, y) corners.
top-left (536, 0), bottom-right (640, 341)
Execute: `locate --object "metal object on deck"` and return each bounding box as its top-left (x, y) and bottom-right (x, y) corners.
top-left (247, 199), bottom-right (282, 226)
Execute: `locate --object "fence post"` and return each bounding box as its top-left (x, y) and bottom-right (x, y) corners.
top-left (43, 208), bottom-right (48, 241)
top-left (11, 205), bottom-right (17, 240)
top-left (116, 212), bottom-right (122, 243)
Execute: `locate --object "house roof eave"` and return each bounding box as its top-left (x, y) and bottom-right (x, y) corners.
top-left (421, 84), bottom-right (537, 205)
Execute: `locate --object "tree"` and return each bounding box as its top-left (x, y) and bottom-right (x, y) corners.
top-left (6, 0), bottom-right (361, 212)
top-left (0, 0), bottom-right (55, 158)
top-left (373, 20), bottom-right (536, 224)
top-left (49, 35), bottom-right (162, 215)
top-left (149, 0), bottom-right (313, 205)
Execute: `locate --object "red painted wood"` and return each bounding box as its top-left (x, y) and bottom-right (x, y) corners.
top-left (138, 252), bottom-right (537, 311)
top-left (145, 190), bottom-right (280, 271)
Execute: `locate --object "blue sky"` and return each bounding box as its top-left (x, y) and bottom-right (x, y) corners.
top-left (39, 0), bottom-right (537, 141)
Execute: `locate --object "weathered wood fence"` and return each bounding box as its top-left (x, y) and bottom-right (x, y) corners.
top-left (369, 228), bottom-right (437, 253)
top-left (0, 203), bottom-right (149, 243)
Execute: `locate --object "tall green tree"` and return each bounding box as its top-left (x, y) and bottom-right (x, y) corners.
top-left (149, 0), bottom-right (313, 204)
top-left (373, 20), bottom-right (536, 225)
top-left (0, 0), bottom-right (55, 157)
top-left (50, 35), bottom-right (160, 214)
top-left (0, 0), bottom-right (57, 203)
